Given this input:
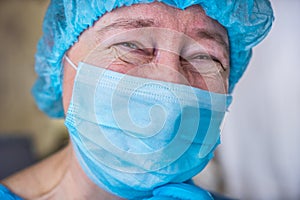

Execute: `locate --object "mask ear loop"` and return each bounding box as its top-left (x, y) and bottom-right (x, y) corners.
top-left (64, 55), bottom-right (78, 70)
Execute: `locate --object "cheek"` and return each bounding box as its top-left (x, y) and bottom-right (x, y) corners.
top-left (189, 73), bottom-right (228, 94)
top-left (205, 73), bottom-right (228, 94)
top-left (62, 61), bottom-right (77, 115)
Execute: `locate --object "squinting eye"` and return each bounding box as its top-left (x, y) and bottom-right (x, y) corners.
top-left (112, 42), bottom-right (153, 65)
top-left (193, 54), bottom-right (211, 60)
top-left (181, 54), bottom-right (226, 75)
top-left (117, 42), bottom-right (139, 50)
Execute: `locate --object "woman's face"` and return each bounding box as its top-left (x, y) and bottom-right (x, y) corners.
top-left (62, 2), bottom-right (229, 114)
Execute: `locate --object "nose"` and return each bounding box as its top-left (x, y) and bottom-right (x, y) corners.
top-left (147, 50), bottom-right (189, 85)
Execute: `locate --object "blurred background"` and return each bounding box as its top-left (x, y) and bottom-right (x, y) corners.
top-left (0, 0), bottom-right (299, 199)
top-left (0, 0), bottom-right (68, 179)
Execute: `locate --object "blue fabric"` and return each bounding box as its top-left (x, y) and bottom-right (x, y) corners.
top-left (32, 0), bottom-right (274, 118)
top-left (0, 185), bottom-right (23, 200)
top-left (65, 62), bottom-right (232, 199)
top-left (144, 183), bottom-right (213, 200)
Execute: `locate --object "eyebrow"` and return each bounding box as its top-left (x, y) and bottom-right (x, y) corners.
top-left (97, 18), bottom-right (156, 35)
top-left (195, 29), bottom-right (229, 52)
top-left (97, 18), bottom-right (229, 52)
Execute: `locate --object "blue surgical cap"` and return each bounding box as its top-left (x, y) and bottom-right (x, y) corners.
top-left (32, 0), bottom-right (274, 118)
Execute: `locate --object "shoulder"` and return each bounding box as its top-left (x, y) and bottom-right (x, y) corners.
top-left (0, 184), bottom-right (23, 200)
top-left (1, 145), bottom-right (71, 199)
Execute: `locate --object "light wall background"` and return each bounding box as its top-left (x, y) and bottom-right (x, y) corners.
top-left (217, 0), bottom-right (300, 199)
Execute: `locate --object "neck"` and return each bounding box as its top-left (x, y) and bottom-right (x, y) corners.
top-left (37, 142), bottom-right (124, 200)
top-left (2, 141), bottom-right (124, 200)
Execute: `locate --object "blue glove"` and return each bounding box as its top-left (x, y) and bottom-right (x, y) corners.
top-left (144, 183), bottom-right (213, 200)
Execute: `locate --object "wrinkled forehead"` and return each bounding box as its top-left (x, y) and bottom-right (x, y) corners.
top-left (92, 2), bottom-right (228, 46)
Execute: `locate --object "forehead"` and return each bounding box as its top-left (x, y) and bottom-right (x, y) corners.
top-left (96, 2), bottom-right (228, 44)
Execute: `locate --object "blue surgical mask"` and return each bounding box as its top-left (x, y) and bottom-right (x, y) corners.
top-left (64, 61), bottom-right (232, 199)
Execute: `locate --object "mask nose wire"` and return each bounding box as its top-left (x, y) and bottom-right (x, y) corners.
top-left (64, 55), bottom-right (78, 70)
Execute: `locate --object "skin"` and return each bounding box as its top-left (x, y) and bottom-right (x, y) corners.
top-left (1, 2), bottom-right (229, 199)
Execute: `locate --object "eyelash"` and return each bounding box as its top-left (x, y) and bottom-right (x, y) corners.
top-left (208, 56), bottom-right (226, 71)
top-left (116, 42), bottom-right (154, 56)
top-left (183, 54), bottom-right (226, 72)
top-left (118, 42), bottom-right (139, 50)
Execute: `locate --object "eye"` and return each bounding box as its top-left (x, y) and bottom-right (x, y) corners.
top-left (182, 54), bottom-right (226, 74)
top-left (118, 42), bottom-right (140, 50)
top-left (111, 42), bottom-right (153, 65)
top-left (115, 42), bottom-right (144, 52)
top-left (193, 54), bottom-right (211, 61)
top-left (211, 57), bottom-right (226, 72)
